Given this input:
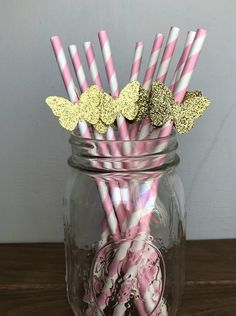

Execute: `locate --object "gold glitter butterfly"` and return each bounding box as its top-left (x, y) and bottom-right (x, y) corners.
top-left (45, 85), bottom-right (101, 131)
top-left (135, 86), bottom-right (149, 121)
top-left (149, 81), bottom-right (210, 133)
top-left (99, 81), bottom-right (141, 126)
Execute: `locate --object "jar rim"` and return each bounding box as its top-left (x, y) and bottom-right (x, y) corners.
top-left (68, 128), bottom-right (179, 173)
top-left (69, 129), bottom-right (177, 145)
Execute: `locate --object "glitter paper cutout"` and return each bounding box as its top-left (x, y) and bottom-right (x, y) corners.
top-left (99, 92), bottom-right (117, 125)
top-left (46, 81), bottom-right (210, 134)
top-left (149, 81), bottom-right (210, 133)
top-left (46, 96), bottom-right (82, 131)
top-left (115, 80), bottom-right (140, 120)
top-left (149, 81), bottom-right (174, 126)
top-left (93, 119), bottom-right (109, 134)
top-left (100, 81), bottom-right (141, 125)
top-left (45, 85), bottom-right (101, 131)
top-left (135, 86), bottom-right (149, 121)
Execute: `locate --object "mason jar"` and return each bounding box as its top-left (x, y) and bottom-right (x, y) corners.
top-left (63, 130), bottom-right (186, 316)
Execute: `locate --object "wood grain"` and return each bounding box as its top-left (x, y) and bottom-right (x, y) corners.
top-left (0, 240), bottom-right (235, 315)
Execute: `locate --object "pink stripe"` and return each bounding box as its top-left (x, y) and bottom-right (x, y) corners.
top-left (110, 181), bottom-right (127, 233)
top-left (106, 56), bottom-right (116, 78)
top-left (174, 29), bottom-right (207, 102)
top-left (156, 27), bottom-right (179, 83)
top-left (82, 129), bottom-right (91, 139)
top-left (169, 36), bottom-right (194, 92)
top-left (136, 41), bottom-right (142, 47)
top-left (85, 43), bottom-right (103, 89)
top-left (61, 63), bottom-right (73, 90)
top-left (160, 39), bottom-right (177, 62)
top-left (117, 118), bottom-right (129, 140)
top-left (158, 121), bottom-right (173, 138)
top-left (72, 50), bottom-right (82, 69)
top-left (194, 28), bottom-right (207, 39)
top-left (143, 34), bottom-right (164, 87)
top-left (98, 30), bottom-right (120, 99)
top-left (93, 75), bottom-right (102, 88)
top-left (50, 36), bottom-right (78, 103)
top-left (50, 36), bottom-right (62, 55)
top-left (157, 73), bottom-right (166, 83)
top-left (85, 44), bottom-right (95, 65)
top-left (98, 30), bottom-right (108, 47)
top-left (144, 63), bottom-right (158, 83)
top-left (179, 52), bottom-right (201, 76)
top-left (175, 43), bottom-right (192, 70)
top-left (130, 122), bottom-right (140, 139)
top-left (69, 45), bottom-right (88, 92)
top-left (131, 58), bottom-right (142, 75)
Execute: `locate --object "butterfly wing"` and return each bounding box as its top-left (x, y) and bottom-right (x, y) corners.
top-left (79, 85), bottom-right (101, 124)
top-left (135, 86), bottom-right (149, 121)
top-left (45, 96), bottom-right (80, 131)
top-left (117, 81), bottom-right (140, 120)
top-left (99, 92), bottom-right (116, 125)
top-left (172, 103), bottom-right (194, 133)
top-left (93, 119), bottom-right (109, 134)
top-left (149, 81), bottom-right (174, 127)
top-left (183, 92), bottom-right (210, 120)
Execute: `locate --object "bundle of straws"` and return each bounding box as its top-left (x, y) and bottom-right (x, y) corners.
top-left (46, 26), bottom-right (210, 315)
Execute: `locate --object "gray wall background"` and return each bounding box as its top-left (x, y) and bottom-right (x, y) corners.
top-left (0, 0), bottom-right (235, 242)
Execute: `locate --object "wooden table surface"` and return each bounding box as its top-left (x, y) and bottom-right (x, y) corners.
top-left (0, 240), bottom-right (235, 316)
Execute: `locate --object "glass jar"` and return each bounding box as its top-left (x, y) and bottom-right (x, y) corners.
top-left (63, 131), bottom-right (186, 316)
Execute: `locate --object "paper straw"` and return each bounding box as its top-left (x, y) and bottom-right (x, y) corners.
top-left (143, 33), bottom-right (164, 90)
top-left (69, 42), bottom-right (126, 236)
top-left (83, 41), bottom-right (129, 235)
top-left (84, 42), bottom-right (103, 88)
top-left (174, 28), bottom-right (207, 102)
top-left (156, 26), bottom-right (180, 83)
top-left (109, 27), bottom-right (206, 314)
top-left (139, 27), bottom-right (179, 141)
top-left (169, 30), bottom-right (196, 92)
top-left (133, 29), bottom-right (207, 313)
top-left (98, 30), bottom-right (130, 141)
top-left (96, 177), bottom-right (164, 315)
top-left (50, 36), bottom-right (78, 103)
top-left (139, 32), bottom-right (165, 139)
top-left (68, 45), bottom-right (88, 92)
top-left (159, 28), bottom-right (207, 138)
top-left (50, 36), bottom-right (89, 137)
top-left (129, 41), bottom-right (144, 140)
top-left (51, 36), bottom-right (120, 242)
top-left (131, 34), bottom-right (164, 140)
top-left (130, 41), bottom-right (143, 81)
top-left (112, 178), bottom-right (164, 315)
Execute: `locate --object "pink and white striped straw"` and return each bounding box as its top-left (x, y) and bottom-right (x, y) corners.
top-left (156, 26), bottom-right (180, 83)
top-left (158, 28), bottom-right (207, 140)
top-left (50, 36), bottom-right (90, 138)
top-left (145, 26), bottom-right (179, 140)
top-left (51, 36), bottom-right (78, 103)
top-left (140, 34), bottom-right (209, 308)
top-left (98, 30), bottom-right (130, 141)
top-left (84, 41), bottom-right (132, 225)
top-left (130, 34), bottom-right (164, 140)
top-left (50, 36), bottom-right (120, 243)
top-left (68, 45), bottom-right (88, 92)
top-left (174, 28), bottom-right (207, 103)
top-left (129, 41), bottom-right (144, 140)
top-left (169, 30), bottom-right (196, 92)
top-left (125, 28), bottom-right (201, 308)
top-left (143, 33), bottom-right (164, 90)
top-left (129, 41), bottom-right (143, 82)
top-left (83, 41), bottom-right (129, 234)
top-left (84, 42), bottom-right (103, 88)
